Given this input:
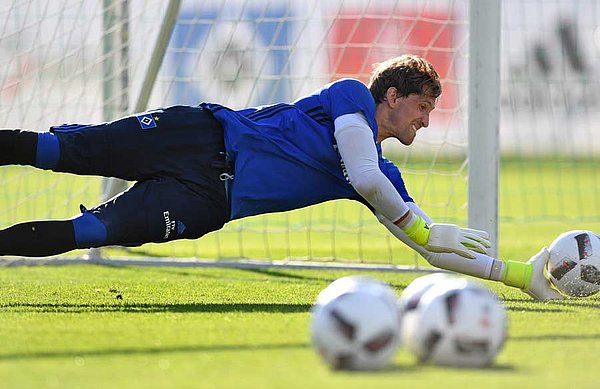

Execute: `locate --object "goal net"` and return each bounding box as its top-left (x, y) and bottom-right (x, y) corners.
top-left (1, 0), bottom-right (598, 266)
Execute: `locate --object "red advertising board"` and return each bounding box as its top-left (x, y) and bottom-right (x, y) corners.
top-left (328, 7), bottom-right (460, 120)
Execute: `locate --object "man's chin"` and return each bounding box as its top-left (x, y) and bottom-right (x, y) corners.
top-left (399, 137), bottom-right (415, 146)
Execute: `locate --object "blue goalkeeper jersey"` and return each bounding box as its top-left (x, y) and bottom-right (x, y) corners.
top-left (200, 78), bottom-right (413, 220)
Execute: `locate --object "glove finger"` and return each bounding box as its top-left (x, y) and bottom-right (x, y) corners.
top-left (461, 228), bottom-right (490, 240)
top-left (454, 247), bottom-right (477, 259)
top-left (425, 244), bottom-right (476, 259)
top-left (462, 232), bottom-right (492, 248)
top-left (461, 240), bottom-right (488, 255)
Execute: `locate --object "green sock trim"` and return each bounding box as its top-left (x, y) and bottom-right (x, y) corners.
top-left (403, 215), bottom-right (430, 246)
top-left (502, 260), bottom-right (533, 289)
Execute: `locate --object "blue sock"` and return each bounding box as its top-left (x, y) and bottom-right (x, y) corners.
top-left (35, 132), bottom-right (60, 170)
top-left (71, 212), bottom-right (108, 248)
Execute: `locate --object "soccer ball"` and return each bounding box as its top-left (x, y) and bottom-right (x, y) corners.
top-left (546, 230), bottom-right (600, 297)
top-left (310, 277), bottom-right (401, 370)
top-left (397, 272), bottom-right (457, 314)
top-left (401, 278), bottom-right (507, 367)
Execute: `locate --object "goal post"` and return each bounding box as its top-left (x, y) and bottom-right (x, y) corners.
top-left (468, 0), bottom-right (500, 258)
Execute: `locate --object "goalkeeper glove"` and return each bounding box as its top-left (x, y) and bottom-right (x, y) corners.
top-left (502, 247), bottom-right (565, 300)
top-left (400, 212), bottom-right (491, 259)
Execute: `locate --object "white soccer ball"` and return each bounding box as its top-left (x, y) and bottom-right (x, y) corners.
top-left (310, 277), bottom-right (401, 370)
top-left (401, 278), bottom-right (507, 368)
top-left (546, 230), bottom-right (600, 297)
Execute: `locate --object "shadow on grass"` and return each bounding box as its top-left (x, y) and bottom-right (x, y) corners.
top-left (0, 345), bottom-right (516, 374)
top-left (545, 300), bottom-right (600, 309)
top-left (505, 306), bottom-right (565, 313)
top-left (0, 342), bottom-right (310, 361)
top-left (119, 265), bottom-right (417, 289)
top-left (501, 298), bottom-right (536, 303)
top-left (238, 268), bottom-right (413, 291)
top-left (337, 364), bottom-right (422, 374)
top-left (503, 297), bottom-right (600, 312)
top-left (510, 333), bottom-right (600, 342)
top-left (241, 268), bottom-right (335, 282)
top-left (0, 302), bottom-right (313, 314)
top-left (375, 362), bottom-right (516, 373)
top-left (116, 264), bottom-right (341, 284)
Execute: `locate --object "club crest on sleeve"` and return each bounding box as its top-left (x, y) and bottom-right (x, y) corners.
top-left (136, 113), bottom-right (158, 129)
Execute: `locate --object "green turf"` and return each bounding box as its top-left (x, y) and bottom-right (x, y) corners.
top-left (1, 265), bottom-right (599, 389)
top-left (1, 158), bottom-right (600, 387)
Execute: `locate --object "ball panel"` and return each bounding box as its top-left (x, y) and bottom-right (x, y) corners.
top-left (420, 330), bottom-right (443, 362)
top-left (363, 330), bottom-right (396, 353)
top-left (329, 307), bottom-right (356, 341)
top-left (548, 259), bottom-right (577, 281)
top-left (580, 264), bottom-right (600, 285)
top-left (574, 232), bottom-right (593, 260)
top-left (443, 290), bottom-right (460, 325)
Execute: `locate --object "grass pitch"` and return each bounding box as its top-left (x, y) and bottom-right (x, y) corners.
top-left (1, 264), bottom-right (599, 389)
top-left (1, 159), bottom-right (599, 388)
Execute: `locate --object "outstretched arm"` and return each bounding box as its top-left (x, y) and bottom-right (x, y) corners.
top-left (376, 204), bottom-right (501, 279)
top-left (376, 204), bottom-right (564, 300)
top-left (333, 115), bottom-right (561, 300)
top-left (333, 112), bottom-right (489, 259)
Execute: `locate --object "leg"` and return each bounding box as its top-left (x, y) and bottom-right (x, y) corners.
top-left (0, 220), bottom-right (76, 257)
top-left (78, 176), bottom-right (228, 248)
top-left (1, 106), bottom-right (225, 182)
top-left (0, 176), bottom-right (228, 257)
top-left (0, 129), bottom-right (38, 166)
top-left (50, 106), bottom-right (225, 182)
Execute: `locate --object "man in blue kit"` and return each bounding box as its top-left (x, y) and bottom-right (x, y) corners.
top-left (0, 54), bottom-right (562, 300)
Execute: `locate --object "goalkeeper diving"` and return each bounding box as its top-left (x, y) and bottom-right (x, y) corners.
top-left (0, 54), bottom-right (561, 300)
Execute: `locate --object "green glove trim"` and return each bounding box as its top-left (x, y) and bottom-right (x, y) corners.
top-left (502, 260), bottom-right (533, 289)
top-left (403, 215), bottom-right (430, 246)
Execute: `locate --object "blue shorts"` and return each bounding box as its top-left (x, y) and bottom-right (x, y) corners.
top-left (51, 105), bottom-right (230, 247)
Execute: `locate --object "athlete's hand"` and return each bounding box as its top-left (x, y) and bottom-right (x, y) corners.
top-left (522, 247), bottom-right (565, 300)
top-left (427, 223), bottom-right (491, 259)
top-left (401, 213), bottom-right (491, 259)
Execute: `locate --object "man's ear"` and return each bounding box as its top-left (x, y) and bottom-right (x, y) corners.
top-left (385, 87), bottom-right (398, 106)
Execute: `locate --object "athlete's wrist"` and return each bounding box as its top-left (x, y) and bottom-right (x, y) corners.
top-left (394, 210), bottom-right (413, 228)
top-left (501, 260), bottom-right (533, 289)
top-left (400, 212), bottom-right (430, 246)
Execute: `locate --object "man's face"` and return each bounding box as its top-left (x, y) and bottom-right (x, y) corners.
top-left (385, 93), bottom-right (437, 145)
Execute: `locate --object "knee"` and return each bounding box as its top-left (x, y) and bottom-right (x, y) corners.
top-left (71, 212), bottom-right (108, 248)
